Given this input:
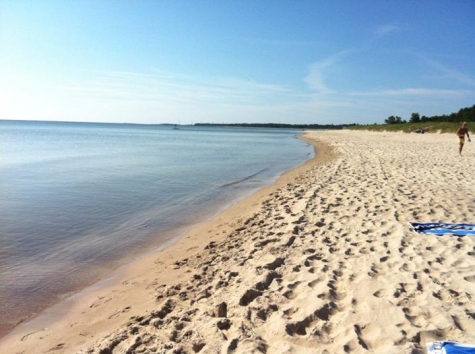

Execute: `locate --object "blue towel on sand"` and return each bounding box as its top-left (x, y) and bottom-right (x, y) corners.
top-left (427, 341), bottom-right (475, 354)
top-left (410, 222), bottom-right (475, 236)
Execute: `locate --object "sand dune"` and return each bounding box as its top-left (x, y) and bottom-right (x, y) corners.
top-left (1, 130), bottom-right (474, 354)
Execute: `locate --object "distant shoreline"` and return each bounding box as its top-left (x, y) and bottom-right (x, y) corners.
top-left (0, 119), bottom-right (348, 130)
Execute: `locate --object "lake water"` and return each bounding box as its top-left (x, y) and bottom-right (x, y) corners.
top-left (0, 120), bottom-right (313, 336)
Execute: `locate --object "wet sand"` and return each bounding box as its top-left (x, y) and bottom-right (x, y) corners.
top-left (1, 130), bottom-right (474, 353)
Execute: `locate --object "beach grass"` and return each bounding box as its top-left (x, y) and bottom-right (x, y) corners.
top-left (347, 121), bottom-right (473, 134)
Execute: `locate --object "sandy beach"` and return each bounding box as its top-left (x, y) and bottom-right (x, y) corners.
top-left (1, 129), bottom-right (474, 354)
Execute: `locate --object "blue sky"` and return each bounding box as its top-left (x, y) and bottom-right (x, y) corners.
top-left (1, 1), bottom-right (474, 125)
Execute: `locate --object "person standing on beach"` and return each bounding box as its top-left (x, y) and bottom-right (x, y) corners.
top-left (457, 122), bottom-right (471, 155)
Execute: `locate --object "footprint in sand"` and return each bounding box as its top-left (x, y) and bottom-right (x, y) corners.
top-left (308, 279), bottom-right (320, 288)
top-left (402, 306), bottom-right (430, 328)
top-left (108, 306), bottom-right (131, 319)
top-left (354, 323), bottom-right (380, 350)
top-left (464, 275), bottom-right (475, 283)
top-left (285, 302), bottom-right (338, 336)
top-left (89, 296), bottom-right (112, 308)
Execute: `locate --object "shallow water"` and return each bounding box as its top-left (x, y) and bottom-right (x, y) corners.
top-left (0, 120), bottom-right (313, 335)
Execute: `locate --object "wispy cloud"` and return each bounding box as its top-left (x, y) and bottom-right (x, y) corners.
top-left (419, 56), bottom-right (475, 87)
top-left (374, 24), bottom-right (401, 38)
top-left (304, 51), bottom-right (350, 93)
top-left (349, 88), bottom-right (473, 97)
top-left (61, 70), bottom-right (294, 106)
top-left (241, 37), bottom-right (320, 47)
top-left (3, 55), bottom-right (473, 125)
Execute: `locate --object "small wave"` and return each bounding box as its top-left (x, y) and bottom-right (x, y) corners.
top-left (220, 168), bottom-right (269, 187)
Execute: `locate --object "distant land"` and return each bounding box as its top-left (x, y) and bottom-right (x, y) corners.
top-left (194, 123), bottom-right (353, 129)
top-left (1, 104), bottom-right (472, 129)
top-left (195, 104), bottom-right (474, 130)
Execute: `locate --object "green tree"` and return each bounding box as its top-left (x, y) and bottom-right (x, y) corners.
top-left (385, 116), bottom-right (404, 124)
top-left (458, 106), bottom-right (474, 122)
top-left (410, 112), bottom-right (421, 123)
top-left (385, 116), bottom-right (397, 124)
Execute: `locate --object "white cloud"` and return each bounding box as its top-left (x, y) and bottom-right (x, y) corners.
top-left (1, 68), bottom-right (319, 124)
top-left (350, 88), bottom-right (473, 97)
top-left (420, 56), bottom-right (475, 87)
top-left (241, 37), bottom-right (320, 47)
top-left (1, 61), bottom-right (473, 125)
top-left (61, 70), bottom-right (293, 106)
top-left (303, 51), bottom-right (349, 93)
top-left (374, 24), bottom-right (401, 38)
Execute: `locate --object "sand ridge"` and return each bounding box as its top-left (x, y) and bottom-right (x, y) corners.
top-left (1, 130), bottom-right (474, 354)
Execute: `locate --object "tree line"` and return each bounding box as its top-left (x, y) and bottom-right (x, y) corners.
top-left (385, 105), bottom-right (475, 125)
top-left (193, 104), bottom-right (474, 128)
top-left (194, 123), bottom-right (357, 129)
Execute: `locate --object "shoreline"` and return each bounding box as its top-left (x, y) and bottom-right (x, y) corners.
top-left (0, 133), bottom-right (330, 353)
top-left (0, 128), bottom-right (313, 340)
top-left (1, 130), bottom-right (474, 353)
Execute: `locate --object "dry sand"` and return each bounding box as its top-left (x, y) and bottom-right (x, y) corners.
top-left (1, 130), bottom-right (474, 354)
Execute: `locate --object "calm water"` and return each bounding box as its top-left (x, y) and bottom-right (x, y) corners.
top-left (0, 120), bottom-right (313, 335)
